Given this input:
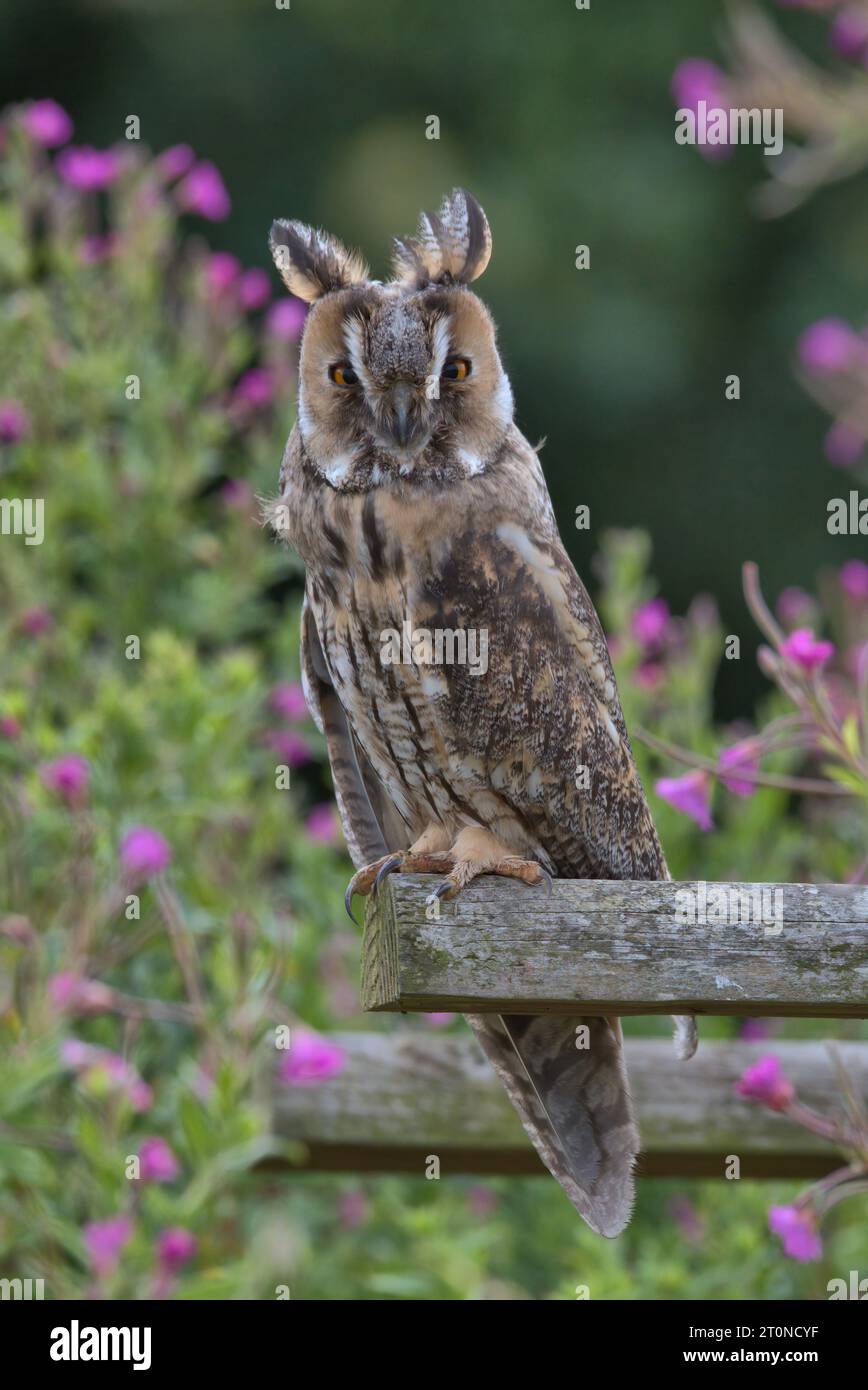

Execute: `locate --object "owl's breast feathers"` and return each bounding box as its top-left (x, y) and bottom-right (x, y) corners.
top-left (281, 422), bottom-right (666, 880)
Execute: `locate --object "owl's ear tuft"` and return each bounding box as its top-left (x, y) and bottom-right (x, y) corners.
top-left (269, 220), bottom-right (368, 303)
top-left (391, 188), bottom-right (492, 288)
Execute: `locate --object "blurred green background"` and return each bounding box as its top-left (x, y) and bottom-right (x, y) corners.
top-left (2, 0), bottom-right (867, 1301)
top-left (4, 0), bottom-right (867, 716)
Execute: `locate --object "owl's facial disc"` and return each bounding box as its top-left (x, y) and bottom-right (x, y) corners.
top-left (298, 282), bottom-right (512, 487)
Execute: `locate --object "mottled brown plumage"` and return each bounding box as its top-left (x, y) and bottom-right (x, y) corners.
top-left (268, 190), bottom-right (696, 1236)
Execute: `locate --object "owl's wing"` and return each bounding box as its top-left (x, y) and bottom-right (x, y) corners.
top-left (300, 592), bottom-right (406, 866)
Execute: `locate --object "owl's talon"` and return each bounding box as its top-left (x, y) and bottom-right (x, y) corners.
top-left (425, 881), bottom-right (457, 914)
top-left (374, 853), bottom-right (405, 893)
top-left (344, 884), bottom-right (360, 927)
top-left (344, 850), bottom-right (432, 926)
top-left (346, 838), bottom-right (550, 923)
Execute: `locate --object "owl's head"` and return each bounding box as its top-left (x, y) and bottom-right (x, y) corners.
top-left (268, 190), bottom-right (513, 489)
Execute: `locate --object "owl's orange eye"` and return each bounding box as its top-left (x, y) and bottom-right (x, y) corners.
top-left (329, 363), bottom-right (358, 387)
top-left (442, 357), bottom-right (471, 382)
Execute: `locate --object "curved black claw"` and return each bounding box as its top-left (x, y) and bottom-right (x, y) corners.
top-left (344, 883), bottom-right (360, 927)
top-left (374, 853), bottom-right (404, 893)
top-left (426, 879), bottom-right (455, 906)
top-left (536, 865), bottom-right (554, 897)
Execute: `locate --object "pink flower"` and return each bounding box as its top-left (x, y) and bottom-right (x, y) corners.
top-left (768, 1205), bottom-right (822, 1262)
top-left (49, 973), bottom-right (80, 1009)
top-left (233, 366), bottom-right (273, 408)
top-left (824, 420), bottom-right (864, 468)
top-left (467, 1185), bottom-right (499, 1219)
top-left (337, 1190), bottom-right (368, 1229)
top-left (775, 586), bottom-right (815, 629)
top-left (48, 973), bottom-right (113, 1014)
top-left (634, 660), bottom-right (664, 691)
top-left (220, 479), bottom-right (255, 515)
top-left (0, 400), bottom-right (30, 445)
top-left (271, 682), bottom-right (308, 721)
top-left (39, 753), bottom-right (89, 805)
top-left (56, 145), bottom-right (121, 191)
top-left (177, 160), bottom-right (231, 221)
top-left (671, 57), bottom-right (728, 110)
top-left (156, 1227), bottom-right (197, 1270)
top-left (239, 268), bottom-right (271, 310)
top-left (718, 739), bottom-right (760, 797)
top-left (19, 606), bottom-right (52, 636)
top-left (0, 715), bottom-right (21, 739)
top-left (59, 1039), bottom-right (92, 1069)
top-left (780, 627), bottom-right (835, 672)
top-left (84, 1216), bottom-right (133, 1278)
top-left (279, 1030), bottom-right (346, 1087)
top-left (269, 730), bottom-right (312, 767)
top-left (829, 7), bottom-right (868, 63)
top-left (671, 58), bottom-right (734, 161)
top-left (840, 558), bottom-right (868, 601)
top-left (21, 99), bottom-right (73, 148)
top-left (654, 770), bottom-right (713, 831)
top-left (79, 233), bottom-right (118, 265)
top-left (305, 802), bottom-right (342, 845)
top-left (735, 1055), bottom-right (794, 1111)
top-left (797, 317), bottom-right (862, 374)
top-left (667, 1195), bottom-right (705, 1243)
top-left (61, 1039), bottom-right (153, 1111)
top-left (205, 251), bottom-right (240, 297)
top-left (156, 144), bottom-right (195, 180)
top-left (138, 1137), bottom-right (180, 1183)
top-left (120, 825), bottom-right (171, 881)
top-left (631, 597), bottom-right (671, 648)
top-left (739, 1018), bottom-right (773, 1042)
top-left (265, 297), bottom-right (308, 341)
top-left (424, 1012), bottom-right (454, 1027)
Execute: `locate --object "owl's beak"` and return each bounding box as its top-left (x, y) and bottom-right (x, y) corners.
top-left (385, 381), bottom-right (417, 449)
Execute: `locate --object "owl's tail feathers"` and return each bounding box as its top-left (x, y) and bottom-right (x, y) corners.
top-left (466, 1012), bottom-right (639, 1238)
top-left (673, 1015), bottom-right (698, 1061)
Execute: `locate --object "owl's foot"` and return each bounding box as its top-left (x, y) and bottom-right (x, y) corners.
top-left (424, 826), bottom-right (552, 911)
top-left (344, 848), bottom-right (453, 925)
top-left (343, 827), bottom-right (551, 924)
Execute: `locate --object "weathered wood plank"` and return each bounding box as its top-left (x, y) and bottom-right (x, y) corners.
top-left (361, 876), bottom-right (868, 1017)
top-left (271, 1035), bottom-right (867, 1179)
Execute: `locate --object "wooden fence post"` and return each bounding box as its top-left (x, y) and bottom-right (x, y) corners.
top-left (272, 1034), bottom-right (867, 1179)
top-left (361, 876), bottom-right (868, 1018)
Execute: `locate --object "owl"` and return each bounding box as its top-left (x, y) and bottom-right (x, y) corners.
top-left (268, 190), bottom-right (696, 1237)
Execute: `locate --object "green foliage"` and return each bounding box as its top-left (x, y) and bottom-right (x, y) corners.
top-left (0, 113), bottom-right (865, 1302)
